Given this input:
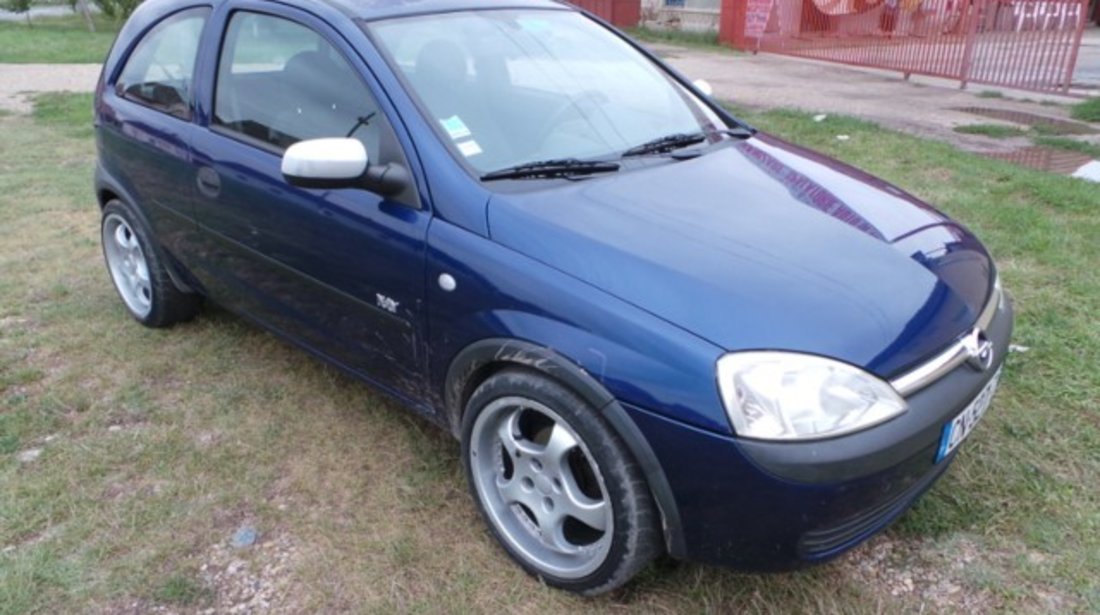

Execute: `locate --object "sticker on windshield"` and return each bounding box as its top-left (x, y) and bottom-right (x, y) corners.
top-left (440, 115), bottom-right (471, 140)
top-left (457, 140), bottom-right (482, 157)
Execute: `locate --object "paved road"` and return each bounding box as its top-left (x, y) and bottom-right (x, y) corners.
top-left (653, 43), bottom-right (1096, 154)
top-left (1073, 26), bottom-right (1100, 89)
top-left (0, 5), bottom-right (87, 21)
top-left (0, 64), bottom-right (101, 113)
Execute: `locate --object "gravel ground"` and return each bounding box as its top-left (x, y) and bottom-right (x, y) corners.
top-left (196, 533), bottom-right (302, 614)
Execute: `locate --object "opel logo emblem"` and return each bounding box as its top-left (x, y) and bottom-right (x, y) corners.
top-left (962, 328), bottom-right (994, 371)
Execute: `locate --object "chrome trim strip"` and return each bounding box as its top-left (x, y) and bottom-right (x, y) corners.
top-left (890, 281), bottom-right (1002, 397)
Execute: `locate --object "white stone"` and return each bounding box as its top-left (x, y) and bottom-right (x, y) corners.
top-left (1071, 160), bottom-right (1100, 183)
top-left (17, 448), bottom-right (42, 463)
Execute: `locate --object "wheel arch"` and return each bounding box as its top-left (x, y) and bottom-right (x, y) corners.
top-left (444, 337), bottom-right (687, 558)
top-left (95, 165), bottom-right (199, 295)
top-left (97, 187), bottom-right (120, 209)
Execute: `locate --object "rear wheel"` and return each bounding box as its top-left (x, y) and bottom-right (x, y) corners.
top-left (101, 199), bottom-right (201, 327)
top-left (462, 368), bottom-right (661, 595)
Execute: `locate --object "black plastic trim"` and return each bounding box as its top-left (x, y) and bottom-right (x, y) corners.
top-left (798, 458), bottom-right (950, 557)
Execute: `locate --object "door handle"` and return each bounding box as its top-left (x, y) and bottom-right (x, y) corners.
top-left (196, 166), bottom-right (221, 198)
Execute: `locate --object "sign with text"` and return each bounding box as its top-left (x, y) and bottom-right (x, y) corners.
top-left (745, 0), bottom-right (775, 38)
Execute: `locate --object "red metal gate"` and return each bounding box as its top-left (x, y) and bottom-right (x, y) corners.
top-left (568, 0), bottom-right (642, 27)
top-left (744, 0), bottom-right (1088, 93)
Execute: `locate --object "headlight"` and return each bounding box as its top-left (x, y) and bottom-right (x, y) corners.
top-left (716, 352), bottom-right (907, 441)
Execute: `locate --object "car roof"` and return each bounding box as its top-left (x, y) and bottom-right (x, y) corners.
top-left (319, 0), bottom-right (572, 21)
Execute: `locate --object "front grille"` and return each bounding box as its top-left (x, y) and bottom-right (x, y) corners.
top-left (798, 461), bottom-right (950, 558)
top-left (889, 281), bottom-right (1003, 397)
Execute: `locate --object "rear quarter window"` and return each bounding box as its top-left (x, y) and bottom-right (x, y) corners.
top-left (116, 7), bottom-right (210, 120)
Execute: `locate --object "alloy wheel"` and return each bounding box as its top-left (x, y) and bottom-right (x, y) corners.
top-left (469, 396), bottom-right (613, 579)
top-left (102, 213), bottom-right (153, 318)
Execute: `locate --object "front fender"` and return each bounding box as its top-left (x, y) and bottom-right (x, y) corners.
top-left (426, 220), bottom-right (728, 435)
top-left (426, 220), bottom-right (731, 558)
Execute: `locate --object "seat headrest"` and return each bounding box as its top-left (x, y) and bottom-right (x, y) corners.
top-left (414, 40), bottom-right (468, 87)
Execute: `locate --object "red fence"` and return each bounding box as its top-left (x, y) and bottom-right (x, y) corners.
top-left (736, 0), bottom-right (1088, 93)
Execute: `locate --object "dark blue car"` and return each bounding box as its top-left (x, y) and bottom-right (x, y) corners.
top-left (94, 0), bottom-right (1012, 595)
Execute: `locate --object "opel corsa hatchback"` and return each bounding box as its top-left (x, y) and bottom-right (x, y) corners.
top-left (94, 0), bottom-right (1013, 595)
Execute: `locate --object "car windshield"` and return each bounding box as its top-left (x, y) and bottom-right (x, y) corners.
top-left (366, 9), bottom-right (727, 175)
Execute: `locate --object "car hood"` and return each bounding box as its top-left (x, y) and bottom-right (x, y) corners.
top-left (486, 134), bottom-right (995, 379)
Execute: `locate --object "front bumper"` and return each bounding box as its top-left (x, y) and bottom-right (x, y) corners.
top-left (626, 294), bottom-right (1013, 570)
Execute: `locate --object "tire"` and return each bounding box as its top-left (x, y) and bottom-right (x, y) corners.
top-left (100, 199), bottom-right (201, 328)
top-left (461, 368), bottom-right (662, 595)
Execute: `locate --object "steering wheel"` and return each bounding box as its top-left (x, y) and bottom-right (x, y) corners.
top-left (532, 90), bottom-right (610, 148)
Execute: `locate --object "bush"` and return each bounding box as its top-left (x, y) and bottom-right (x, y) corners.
top-left (93, 0), bottom-right (141, 19)
top-left (3, 0), bottom-right (32, 14)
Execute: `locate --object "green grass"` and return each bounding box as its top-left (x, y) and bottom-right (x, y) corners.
top-left (976, 90), bottom-right (1005, 99)
top-left (954, 120), bottom-right (1099, 147)
top-left (1070, 97), bottom-right (1100, 123)
top-left (1032, 136), bottom-right (1100, 159)
top-left (953, 123), bottom-right (1028, 138)
top-left (1, 93), bottom-right (1098, 613)
top-left (30, 92), bottom-right (94, 139)
top-left (153, 573), bottom-right (209, 606)
top-left (0, 13), bottom-right (119, 63)
top-left (626, 26), bottom-right (730, 52)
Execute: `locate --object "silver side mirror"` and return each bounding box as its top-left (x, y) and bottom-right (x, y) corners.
top-left (281, 137), bottom-right (409, 197)
top-left (281, 138), bottom-right (369, 188)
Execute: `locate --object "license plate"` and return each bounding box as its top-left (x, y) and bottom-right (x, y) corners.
top-left (935, 368), bottom-right (1002, 463)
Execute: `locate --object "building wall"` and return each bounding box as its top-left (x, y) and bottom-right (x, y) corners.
top-left (641, 0), bottom-right (722, 31)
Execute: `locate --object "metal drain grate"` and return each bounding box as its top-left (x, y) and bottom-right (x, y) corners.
top-left (986, 146), bottom-right (1095, 174)
top-left (954, 107), bottom-right (1097, 135)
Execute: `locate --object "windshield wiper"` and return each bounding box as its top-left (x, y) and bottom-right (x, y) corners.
top-left (480, 158), bottom-right (620, 181)
top-left (622, 127), bottom-right (755, 158)
top-left (622, 132), bottom-right (707, 157)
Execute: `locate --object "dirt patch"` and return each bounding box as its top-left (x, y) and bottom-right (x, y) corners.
top-left (838, 535), bottom-right (1001, 613)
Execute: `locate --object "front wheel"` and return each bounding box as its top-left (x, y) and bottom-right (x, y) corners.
top-left (462, 368), bottom-right (661, 595)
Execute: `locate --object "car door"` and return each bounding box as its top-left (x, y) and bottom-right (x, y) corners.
top-left (188, 6), bottom-right (429, 402)
top-left (97, 6), bottom-right (210, 260)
